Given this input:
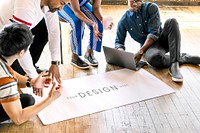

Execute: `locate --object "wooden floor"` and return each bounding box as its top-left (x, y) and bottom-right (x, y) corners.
top-left (1, 5), bottom-right (200, 133)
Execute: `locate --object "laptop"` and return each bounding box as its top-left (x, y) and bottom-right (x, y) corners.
top-left (103, 46), bottom-right (147, 71)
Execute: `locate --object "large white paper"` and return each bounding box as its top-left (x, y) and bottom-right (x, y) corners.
top-left (27, 69), bottom-right (175, 125)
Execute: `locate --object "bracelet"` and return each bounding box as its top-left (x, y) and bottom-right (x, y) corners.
top-left (26, 78), bottom-right (32, 87)
top-left (138, 49), bottom-right (144, 55)
top-left (51, 61), bottom-right (60, 66)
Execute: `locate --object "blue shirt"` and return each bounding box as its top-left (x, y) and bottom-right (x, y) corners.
top-left (115, 2), bottom-right (162, 49)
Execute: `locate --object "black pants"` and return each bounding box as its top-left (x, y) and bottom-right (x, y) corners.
top-left (0, 94), bottom-right (35, 122)
top-left (11, 18), bottom-right (48, 75)
top-left (144, 18), bottom-right (181, 68)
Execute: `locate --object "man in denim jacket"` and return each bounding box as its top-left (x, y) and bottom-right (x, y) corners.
top-left (115, 0), bottom-right (200, 82)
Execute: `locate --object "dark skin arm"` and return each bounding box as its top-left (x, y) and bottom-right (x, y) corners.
top-left (92, 0), bottom-right (103, 22)
top-left (134, 2), bottom-right (161, 62)
top-left (69, 0), bottom-right (102, 40)
top-left (134, 38), bottom-right (155, 62)
top-left (49, 64), bottom-right (61, 84)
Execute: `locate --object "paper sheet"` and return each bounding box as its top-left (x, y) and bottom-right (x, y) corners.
top-left (22, 69), bottom-right (175, 125)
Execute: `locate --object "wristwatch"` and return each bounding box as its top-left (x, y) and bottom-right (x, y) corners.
top-left (51, 61), bottom-right (60, 66)
top-left (139, 49), bottom-right (144, 55)
top-left (26, 78), bottom-right (32, 87)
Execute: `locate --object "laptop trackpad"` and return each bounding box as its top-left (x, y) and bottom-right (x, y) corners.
top-left (136, 61), bottom-right (147, 70)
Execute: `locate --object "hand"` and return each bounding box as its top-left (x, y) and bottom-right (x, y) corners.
top-left (32, 72), bottom-right (52, 97)
top-left (117, 48), bottom-right (124, 51)
top-left (48, 82), bottom-right (62, 102)
top-left (48, 64), bottom-right (61, 84)
top-left (93, 23), bottom-right (102, 41)
top-left (103, 16), bottom-right (114, 30)
top-left (135, 51), bottom-right (143, 63)
top-left (107, 22), bottom-right (114, 30)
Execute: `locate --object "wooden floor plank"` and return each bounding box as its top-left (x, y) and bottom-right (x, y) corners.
top-left (104, 109), bottom-right (115, 133)
top-left (1, 5), bottom-right (200, 133)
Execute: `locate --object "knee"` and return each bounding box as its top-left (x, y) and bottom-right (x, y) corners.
top-left (145, 53), bottom-right (164, 68)
top-left (20, 94), bottom-right (35, 108)
top-left (166, 18), bottom-right (177, 23)
top-left (25, 94), bottom-right (35, 106)
top-left (28, 95), bottom-right (35, 105)
top-left (164, 18), bottom-right (179, 28)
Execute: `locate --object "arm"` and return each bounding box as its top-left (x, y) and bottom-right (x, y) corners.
top-left (15, 71), bottom-right (52, 97)
top-left (70, 0), bottom-right (96, 26)
top-left (44, 8), bottom-right (61, 83)
top-left (135, 38), bottom-right (154, 62)
top-left (17, 47), bottom-right (38, 79)
top-left (2, 82), bottom-right (62, 125)
top-left (135, 3), bottom-right (161, 62)
top-left (13, 0), bottom-right (39, 78)
top-left (14, 71), bottom-right (28, 88)
top-left (92, 0), bottom-right (103, 22)
top-left (92, 0), bottom-right (114, 30)
top-left (146, 3), bottom-right (162, 41)
top-left (69, 0), bottom-right (101, 40)
top-left (115, 16), bottom-right (127, 50)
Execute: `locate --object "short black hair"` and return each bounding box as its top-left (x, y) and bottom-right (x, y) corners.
top-left (0, 23), bottom-right (33, 57)
top-left (130, 0), bottom-right (142, 2)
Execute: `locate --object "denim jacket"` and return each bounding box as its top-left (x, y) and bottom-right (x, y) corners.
top-left (115, 2), bottom-right (162, 50)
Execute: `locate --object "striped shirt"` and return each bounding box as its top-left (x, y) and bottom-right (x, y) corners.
top-left (0, 60), bottom-right (19, 103)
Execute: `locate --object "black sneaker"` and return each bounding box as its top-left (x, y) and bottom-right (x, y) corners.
top-left (180, 53), bottom-right (200, 65)
top-left (35, 66), bottom-right (49, 74)
top-left (71, 57), bottom-right (89, 69)
top-left (84, 54), bottom-right (98, 66)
